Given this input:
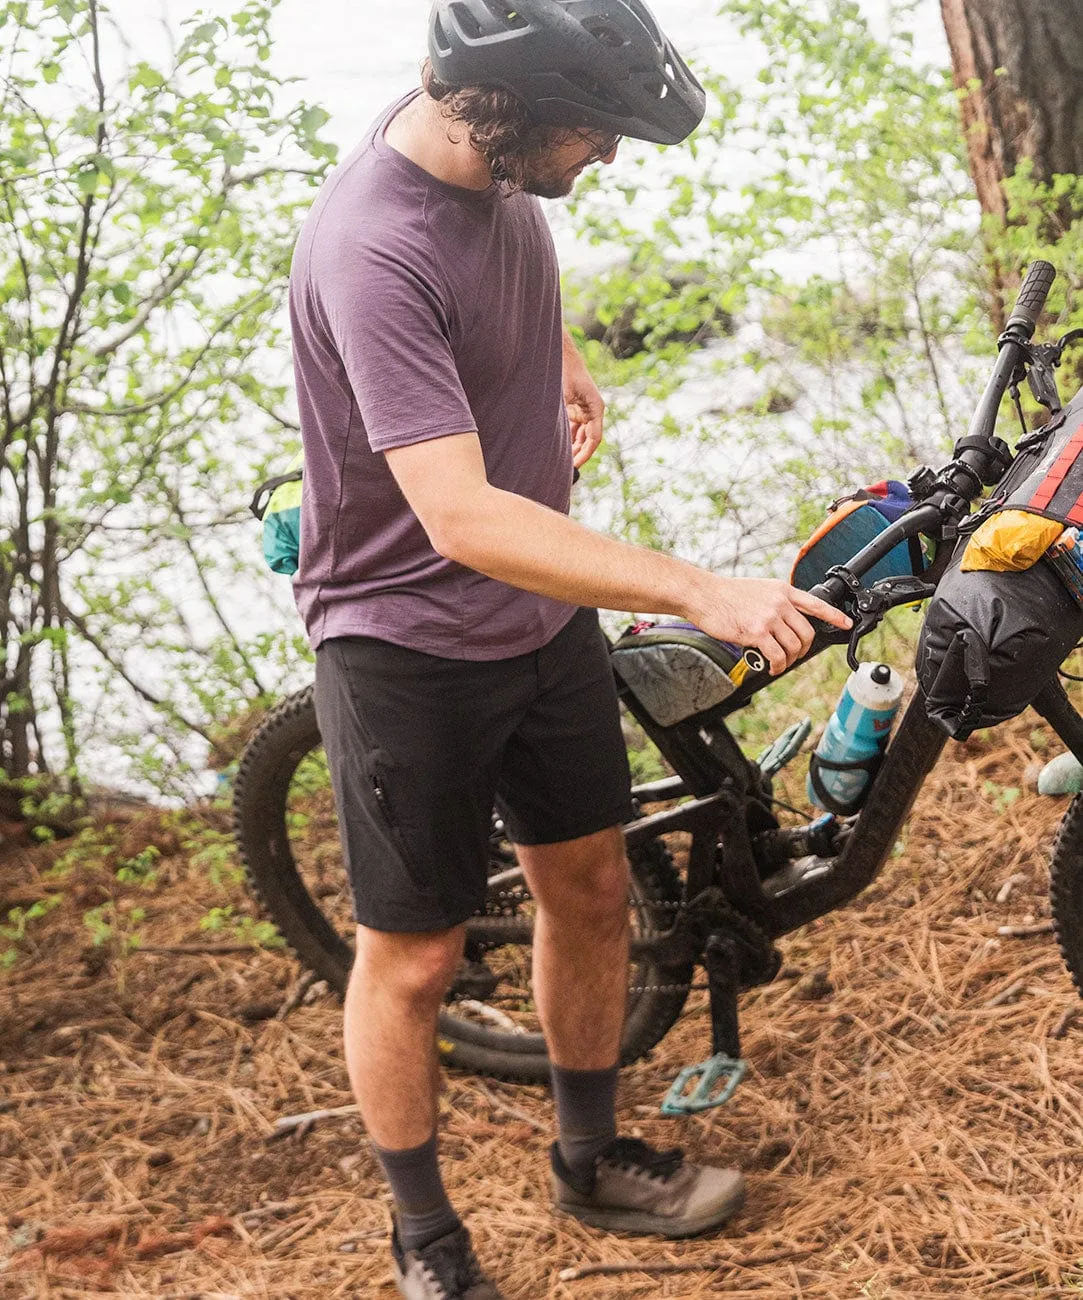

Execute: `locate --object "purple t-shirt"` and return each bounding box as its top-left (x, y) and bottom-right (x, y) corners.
top-left (289, 92), bottom-right (577, 659)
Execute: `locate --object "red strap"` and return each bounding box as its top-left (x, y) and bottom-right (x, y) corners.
top-left (1030, 420), bottom-right (1083, 511)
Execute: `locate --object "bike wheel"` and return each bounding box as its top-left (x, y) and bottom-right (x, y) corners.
top-left (1049, 793), bottom-right (1083, 999)
top-left (232, 685), bottom-right (692, 1082)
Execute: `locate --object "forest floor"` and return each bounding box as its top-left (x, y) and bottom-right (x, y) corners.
top-left (2, 714), bottom-right (1083, 1298)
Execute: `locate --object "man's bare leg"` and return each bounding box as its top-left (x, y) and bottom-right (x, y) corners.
top-left (515, 826), bottom-right (630, 1176)
top-left (515, 825), bottom-right (630, 1065)
top-left (344, 923), bottom-right (466, 1249)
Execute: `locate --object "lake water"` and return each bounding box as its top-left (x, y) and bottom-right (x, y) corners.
top-left (113, 1), bottom-right (949, 224)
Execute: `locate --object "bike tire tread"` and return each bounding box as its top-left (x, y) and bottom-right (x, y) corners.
top-left (1049, 791), bottom-right (1083, 1000)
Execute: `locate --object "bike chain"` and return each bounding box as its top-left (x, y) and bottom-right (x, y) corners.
top-left (472, 889), bottom-right (775, 997)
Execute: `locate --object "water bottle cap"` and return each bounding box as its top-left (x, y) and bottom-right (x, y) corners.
top-left (871, 663), bottom-right (892, 685)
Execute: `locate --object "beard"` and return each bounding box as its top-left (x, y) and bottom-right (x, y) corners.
top-left (514, 153), bottom-right (587, 200)
top-left (522, 172), bottom-right (577, 199)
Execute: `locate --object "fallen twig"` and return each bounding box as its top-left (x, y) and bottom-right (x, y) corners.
top-left (469, 1081), bottom-right (548, 1133)
top-left (984, 978), bottom-right (1027, 1008)
top-left (270, 1103), bottom-right (359, 1137)
top-left (996, 922), bottom-right (1054, 938)
top-left (276, 969), bottom-right (318, 1021)
top-left (1052, 1006), bottom-right (1080, 1039)
top-left (557, 1244), bottom-right (819, 1282)
top-left (237, 1200), bottom-right (299, 1226)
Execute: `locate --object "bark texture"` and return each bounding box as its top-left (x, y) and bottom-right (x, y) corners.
top-left (940, 0), bottom-right (1083, 218)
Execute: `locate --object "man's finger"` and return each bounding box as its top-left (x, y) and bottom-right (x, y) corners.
top-left (791, 588), bottom-right (852, 630)
top-left (755, 634), bottom-right (787, 676)
top-left (782, 609), bottom-right (816, 657)
top-left (571, 419), bottom-right (603, 468)
top-left (773, 619), bottom-right (809, 667)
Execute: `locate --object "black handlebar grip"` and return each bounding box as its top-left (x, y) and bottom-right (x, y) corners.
top-left (1006, 260), bottom-right (1056, 335)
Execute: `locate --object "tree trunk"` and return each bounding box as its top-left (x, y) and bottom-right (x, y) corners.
top-left (940, 0), bottom-right (1083, 219)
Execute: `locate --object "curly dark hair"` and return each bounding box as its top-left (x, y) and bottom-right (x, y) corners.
top-left (421, 57), bottom-right (573, 192)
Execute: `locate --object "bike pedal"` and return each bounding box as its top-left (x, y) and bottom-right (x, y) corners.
top-left (755, 719), bottom-right (812, 778)
top-left (660, 1053), bottom-right (748, 1116)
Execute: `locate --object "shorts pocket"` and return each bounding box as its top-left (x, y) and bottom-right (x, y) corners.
top-left (366, 754), bottom-right (434, 897)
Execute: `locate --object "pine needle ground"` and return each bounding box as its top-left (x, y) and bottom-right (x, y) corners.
top-left (2, 715), bottom-right (1083, 1298)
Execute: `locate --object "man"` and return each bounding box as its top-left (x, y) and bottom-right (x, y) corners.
top-left (289, 2), bottom-right (850, 1296)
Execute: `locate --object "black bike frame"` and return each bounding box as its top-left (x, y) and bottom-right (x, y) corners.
top-left (608, 259), bottom-right (1083, 949)
top-left (467, 262), bottom-right (1083, 964)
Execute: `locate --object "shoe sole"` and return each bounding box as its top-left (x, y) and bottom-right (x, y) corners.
top-left (554, 1183), bottom-right (746, 1239)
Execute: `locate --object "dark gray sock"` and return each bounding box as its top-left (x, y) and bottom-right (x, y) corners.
top-left (552, 1063), bottom-right (619, 1179)
top-left (372, 1133), bottom-right (461, 1254)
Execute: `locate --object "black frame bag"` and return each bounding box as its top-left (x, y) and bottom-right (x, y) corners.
top-left (917, 386), bottom-right (1083, 740)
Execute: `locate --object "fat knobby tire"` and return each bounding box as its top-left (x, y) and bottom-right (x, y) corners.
top-left (232, 685), bottom-right (693, 1083)
top-left (1049, 793), bottom-right (1083, 1000)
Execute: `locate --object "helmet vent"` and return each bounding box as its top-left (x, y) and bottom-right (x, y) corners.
top-left (583, 19), bottom-right (628, 48)
top-left (623, 0), bottom-right (662, 44)
top-left (561, 67), bottom-right (626, 113)
top-left (449, 2), bottom-right (483, 40)
top-left (431, 14), bottom-right (452, 56)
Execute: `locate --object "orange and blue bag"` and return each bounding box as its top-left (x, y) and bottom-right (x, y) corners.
top-left (791, 480), bottom-right (925, 591)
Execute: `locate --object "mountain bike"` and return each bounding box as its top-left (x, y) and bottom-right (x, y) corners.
top-left (233, 261), bottom-right (1083, 1115)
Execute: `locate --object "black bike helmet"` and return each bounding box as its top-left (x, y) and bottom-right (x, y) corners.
top-left (427, 0), bottom-right (706, 146)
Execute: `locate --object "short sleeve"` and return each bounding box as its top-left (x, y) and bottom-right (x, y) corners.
top-left (318, 243), bottom-right (476, 453)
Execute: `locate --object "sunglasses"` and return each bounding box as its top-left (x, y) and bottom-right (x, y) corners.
top-left (573, 128), bottom-right (623, 161)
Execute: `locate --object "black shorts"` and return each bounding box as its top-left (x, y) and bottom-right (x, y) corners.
top-left (314, 607), bottom-right (634, 933)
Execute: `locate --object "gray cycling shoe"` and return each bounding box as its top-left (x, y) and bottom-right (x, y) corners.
top-left (391, 1223), bottom-right (504, 1299)
top-left (551, 1137), bottom-right (745, 1239)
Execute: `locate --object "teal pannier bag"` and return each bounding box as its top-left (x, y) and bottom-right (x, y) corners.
top-left (250, 456), bottom-right (303, 576)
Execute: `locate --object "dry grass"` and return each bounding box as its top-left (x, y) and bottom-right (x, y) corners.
top-left (3, 716), bottom-right (1083, 1298)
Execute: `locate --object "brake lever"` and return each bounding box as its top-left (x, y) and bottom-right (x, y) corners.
top-left (824, 568), bottom-right (936, 670)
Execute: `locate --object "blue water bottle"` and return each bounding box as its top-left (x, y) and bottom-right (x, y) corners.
top-left (807, 663), bottom-right (904, 814)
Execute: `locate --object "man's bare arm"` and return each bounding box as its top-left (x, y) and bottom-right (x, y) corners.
top-left (384, 432), bottom-right (850, 675)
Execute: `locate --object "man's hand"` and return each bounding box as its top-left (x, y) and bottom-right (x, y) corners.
top-left (562, 328), bottom-right (604, 468)
top-left (688, 577), bottom-right (852, 677)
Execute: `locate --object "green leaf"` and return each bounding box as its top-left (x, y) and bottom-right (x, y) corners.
top-left (131, 64), bottom-right (165, 91)
top-left (299, 105), bottom-right (330, 136)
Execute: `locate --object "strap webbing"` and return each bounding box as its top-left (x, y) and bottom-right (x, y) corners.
top-left (1029, 420), bottom-right (1083, 512)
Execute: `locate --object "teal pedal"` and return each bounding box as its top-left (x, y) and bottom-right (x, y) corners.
top-left (756, 719), bottom-right (812, 778)
top-left (660, 1054), bottom-right (748, 1116)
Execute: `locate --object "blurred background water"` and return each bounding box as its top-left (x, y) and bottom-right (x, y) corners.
top-left (107, 0), bottom-right (950, 271)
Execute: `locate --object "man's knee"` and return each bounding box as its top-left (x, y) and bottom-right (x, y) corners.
top-left (582, 849), bottom-right (631, 921)
top-left (351, 924), bottom-right (465, 1006)
top-left (522, 828), bottom-right (630, 922)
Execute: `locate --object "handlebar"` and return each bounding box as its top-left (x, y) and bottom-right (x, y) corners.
top-left (1007, 259), bottom-right (1056, 336)
top-left (808, 260), bottom-right (1057, 613)
top-left (959, 259), bottom-right (1056, 475)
